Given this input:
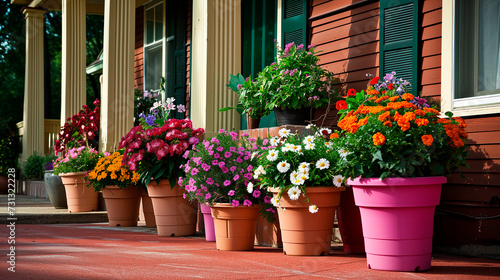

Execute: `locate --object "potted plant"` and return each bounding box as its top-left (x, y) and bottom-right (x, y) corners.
top-left (23, 151), bottom-right (56, 200)
top-left (53, 99), bottom-right (101, 213)
top-left (44, 159), bottom-right (67, 209)
top-left (0, 119), bottom-right (19, 194)
top-left (179, 129), bottom-right (276, 249)
top-left (223, 42), bottom-right (338, 127)
top-left (120, 97), bottom-right (204, 236)
top-left (334, 72), bottom-right (469, 271)
top-left (134, 88), bottom-right (158, 126)
top-left (254, 126), bottom-right (346, 256)
top-left (87, 151), bottom-right (142, 227)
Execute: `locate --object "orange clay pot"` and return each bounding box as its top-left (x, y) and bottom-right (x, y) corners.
top-left (269, 186), bottom-right (345, 256)
top-left (146, 180), bottom-right (197, 237)
top-left (140, 189), bottom-right (157, 228)
top-left (102, 185), bottom-right (141, 227)
top-left (60, 172), bottom-right (98, 213)
top-left (211, 203), bottom-right (259, 251)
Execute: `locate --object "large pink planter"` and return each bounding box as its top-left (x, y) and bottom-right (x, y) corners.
top-left (200, 203), bottom-right (215, 241)
top-left (348, 176), bottom-right (446, 272)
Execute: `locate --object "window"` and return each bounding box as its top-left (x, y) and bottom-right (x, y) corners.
top-left (442, 0), bottom-right (500, 116)
top-left (144, 2), bottom-right (163, 93)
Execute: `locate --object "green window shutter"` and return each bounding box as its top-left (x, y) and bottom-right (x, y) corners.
top-left (281, 0), bottom-right (307, 47)
top-left (380, 0), bottom-right (419, 93)
top-left (241, 0), bottom-right (278, 129)
top-left (166, 1), bottom-right (187, 119)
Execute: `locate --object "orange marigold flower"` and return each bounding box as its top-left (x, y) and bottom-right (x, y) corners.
top-left (349, 124), bottom-right (360, 133)
top-left (358, 116), bottom-right (369, 126)
top-left (368, 89), bottom-right (379, 95)
top-left (372, 132), bottom-right (386, 146)
top-left (383, 120), bottom-right (392, 127)
top-left (389, 96), bottom-right (400, 102)
top-left (415, 118), bottom-right (429, 126)
top-left (398, 120), bottom-right (411, 131)
top-left (330, 133), bottom-right (339, 139)
top-left (423, 107), bottom-right (440, 115)
top-left (402, 93), bottom-right (415, 101)
top-left (375, 96), bottom-right (390, 103)
top-left (421, 134), bottom-right (434, 146)
top-left (403, 112), bottom-right (416, 121)
top-left (415, 109), bottom-right (426, 116)
top-left (378, 111), bottom-right (391, 122)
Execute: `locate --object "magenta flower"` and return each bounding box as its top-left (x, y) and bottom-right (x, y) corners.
top-left (228, 190), bottom-right (235, 196)
top-left (224, 152), bottom-right (232, 158)
top-left (202, 163), bottom-right (210, 172)
top-left (243, 199), bottom-right (252, 207)
top-left (221, 166), bottom-right (229, 173)
top-left (205, 193), bottom-right (211, 200)
top-left (231, 200), bottom-right (240, 207)
top-left (229, 166), bottom-right (237, 172)
top-left (214, 153), bottom-right (220, 159)
top-left (212, 160), bottom-right (218, 165)
top-left (224, 180), bottom-right (231, 187)
top-left (229, 147), bottom-right (236, 152)
top-left (206, 178), bottom-right (214, 185)
top-left (233, 175), bottom-right (240, 181)
top-left (244, 173), bottom-right (253, 180)
top-left (216, 146), bottom-right (224, 152)
top-left (264, 196), bottom-right (271, 203)
top-left (253, 189), bottom-right (261, 198)
top-left (247, 165), bottom-right (253, 172)
top-left (236, 157), bottom-right (243, 163)
top-left (190, 168), bottom-right (199, 176)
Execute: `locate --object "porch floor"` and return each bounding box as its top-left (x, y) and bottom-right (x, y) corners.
top-left (2, 195), bottom-right (500, 279)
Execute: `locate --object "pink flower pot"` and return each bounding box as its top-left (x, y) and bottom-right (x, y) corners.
top-left (348, 176), bottom-right (446, 272)
top-left (200, 203), bottom-right (215, 241)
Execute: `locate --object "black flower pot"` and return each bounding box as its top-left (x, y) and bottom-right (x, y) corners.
top-left (44, 170), bottom-right (68, 209)
top-left (273, 107), bottom-right (310, 126)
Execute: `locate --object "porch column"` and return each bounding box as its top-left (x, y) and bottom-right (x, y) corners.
top-left (22, 8), bottom-right (46, 161)
top-left (60, 0), bottom-right (87, 126)
top-left (100, 0), bottom-right (136, 152)
top-left (191, 0), bottom-right (242, 138)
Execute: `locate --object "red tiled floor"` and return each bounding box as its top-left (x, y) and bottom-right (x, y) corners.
top-left (4, 223), bottom-right (500, 279)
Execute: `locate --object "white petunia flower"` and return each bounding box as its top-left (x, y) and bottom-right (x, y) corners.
top-left (302, 135), bottom-right (315, 145)
top-left (278, 128), bottom-right (291, 138)
top-left (266, 149), bottom-right (279, 161)
top-left (270, 137), bottom-right (280, 146)
top-left (287, 186), bottom-right (301, 200)
top-left (316, 158), bottom-right (330, 170)
top-left (247, 182), bottom-right (254, 193)
top-left (298, 162), bottom-right (310, 172)
top-left (277, 161), bottom-right (291, 173)
top-left (309, 204), bottom-right (319, 213)
top-left (305, 143), bottom-right (315, 150)
top-left (332, 175), bottom-right (344, 188)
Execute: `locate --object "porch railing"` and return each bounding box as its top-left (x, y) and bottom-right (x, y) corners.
top-left (16, 119), bottom-right (61, 159)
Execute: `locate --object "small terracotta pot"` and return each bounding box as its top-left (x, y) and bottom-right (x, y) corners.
top-left (211, 203), bottom-right (259, 251)
top-left (102, 186), bottom-right (141, 227)
top-left (246, 114), bottom-right (261, 129)
top-left (147, 180), bottom-right (197, 237)
top-left (140, 189), bottom-right (157, 228)
top-left (269, 186), bottom-right (345, 256)
top-left (60, 171), bottom-right (98, 213)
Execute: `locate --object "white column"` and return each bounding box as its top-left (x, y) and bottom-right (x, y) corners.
top-left (100, 0), bottom-right (136, 152)
top-left (60, 0), bottom-right (87, 126)
top-left (22, 8), bottom-right (46, 161)
top-left (191, 0), bottom-right (242, 138)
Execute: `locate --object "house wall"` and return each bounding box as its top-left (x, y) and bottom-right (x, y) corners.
top-left (185, 0), bottom-right (192, 116)
top-left (310, 0), bottom-right (500, 257)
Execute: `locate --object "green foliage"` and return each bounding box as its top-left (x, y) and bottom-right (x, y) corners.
top-left (23, 151), bottom-right (46, 180)
top-left (0, 118), bottom-right (19, 176)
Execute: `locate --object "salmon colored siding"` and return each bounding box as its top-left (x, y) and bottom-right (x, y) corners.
top-left (185, 0), bottom-right (192, 117)
top-left (134, 6), bottom-right (144, 90)
top-left (420, 0), bottom-right (442, 99)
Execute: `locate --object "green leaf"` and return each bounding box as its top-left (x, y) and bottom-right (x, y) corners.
top-left (380, 171), bottom-right (389, 180)
top-left (219, 106), bottom-right (236, 112)
top-left (226, 73), bottom-right (246, 92)
top-left (432, 164), bottom-right (445, 175)
top-left (445, 111), bottom-right (454, 118)
top-left (372, 150), bottom-right (383, 162)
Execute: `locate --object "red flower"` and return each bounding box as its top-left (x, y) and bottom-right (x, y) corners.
top-left (370, 77), bottom-right (380, 85)
top-left (347, 88), bottom-right (357, 97)
top-left (336, 100), bottom-right (348, 110)
top-left (388, 83), bottom-right (394, 90)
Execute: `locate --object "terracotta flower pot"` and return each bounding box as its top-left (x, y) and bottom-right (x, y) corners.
top-left (211, 203), bottom-right (259, 251)
top-left (146, 180), bottom-right (197, 237)
top-left (337, 187), bottom-right (365, 254)
top-left (200, 203), bottom-right (215, 241)
top-left (60, 171), bottom-right (98, 213)
top-left (246, 114), bottom-right (261, 129)
top-left (348, 176), bottom-right (446, 272)
top-left (102, 185), bottom-right (141, 227)
top-left (269, 186), bottom-right (345, 256)
top-left (140, 189), bottom-right (157, 228)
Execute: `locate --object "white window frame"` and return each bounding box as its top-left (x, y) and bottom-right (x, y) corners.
top-left (441, 0), bottom-right (500, 117)
top-left (143, 0), bottom-right (165, 96)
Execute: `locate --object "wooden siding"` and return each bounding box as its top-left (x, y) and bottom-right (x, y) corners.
top-left (420, 0), bottom-right (441, 99)
top-left (134, 6), bottom-right (144, 90)
top-left (185, 0), bottom-right (192, 117)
